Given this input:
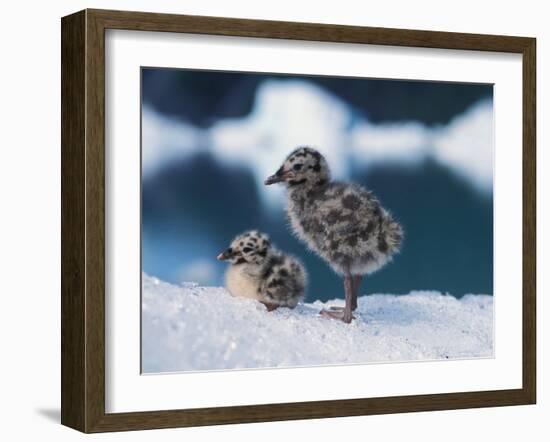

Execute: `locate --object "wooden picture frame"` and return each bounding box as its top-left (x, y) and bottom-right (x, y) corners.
top-left (61, 8), bottom-right (536, 433)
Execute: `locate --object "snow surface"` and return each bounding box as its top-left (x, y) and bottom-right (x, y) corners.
top-left (142, 274), bottom-right (493, 373)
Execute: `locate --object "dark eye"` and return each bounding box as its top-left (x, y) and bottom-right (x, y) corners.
top-left (293, 164), bottom-right (303, 171)
top-left (243, 247), bottom-right (252, 253)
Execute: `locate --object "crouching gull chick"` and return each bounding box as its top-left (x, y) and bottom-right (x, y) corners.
top-left (265, 146), bottom-right (403, 323)
top-left (217, 230), bottom-right (307, 311)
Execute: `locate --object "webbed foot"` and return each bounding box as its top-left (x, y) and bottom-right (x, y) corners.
top-left (262, 302), bottom-right (279, 312)
top-left (319, 307), bottom-right (355, 323)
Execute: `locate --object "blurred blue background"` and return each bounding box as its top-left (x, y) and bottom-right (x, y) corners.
top-left (141, 68), bottom-right (493, 301)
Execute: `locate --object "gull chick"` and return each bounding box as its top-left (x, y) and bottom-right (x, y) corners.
top-left (265, 146), bottom-right (403, 323)
top-left (217, 230), bottom-right (307, 311)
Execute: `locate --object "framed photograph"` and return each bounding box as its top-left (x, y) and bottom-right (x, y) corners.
top-left (61, 9), bottom-right (536, 433)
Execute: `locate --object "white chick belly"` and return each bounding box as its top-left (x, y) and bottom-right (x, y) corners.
top-left (225, 266), bottom-right (262, 301)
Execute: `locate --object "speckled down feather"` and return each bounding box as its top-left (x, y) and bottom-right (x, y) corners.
top-left (218, 231), bottom-right (307, 308)
top-left (270, 147), bottom-right (403, 276)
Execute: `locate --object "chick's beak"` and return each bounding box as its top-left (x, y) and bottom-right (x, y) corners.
top-left (264, 174), bottom-right (282, 185)
top-left (265, 168), bottom-right (294, 185)
top-left (217, 251), bottom-right (228, 261)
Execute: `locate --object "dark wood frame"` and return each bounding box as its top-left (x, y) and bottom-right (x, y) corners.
top-left (61, 8), bottom-right (536, 433)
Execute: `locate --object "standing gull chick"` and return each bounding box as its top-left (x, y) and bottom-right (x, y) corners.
top-left (217, 230), bottom-right (307, 311)
top-left (265, 147), bottom-right (403, 323)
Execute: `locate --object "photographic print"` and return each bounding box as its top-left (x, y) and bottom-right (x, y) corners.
top-left (140, 68), bottom-right (494, 374)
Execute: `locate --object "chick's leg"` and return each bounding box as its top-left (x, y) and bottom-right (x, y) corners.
top-left (320, 272), bottom-right (355, 323)
top-left (342, 274), bottom-right (354, 323)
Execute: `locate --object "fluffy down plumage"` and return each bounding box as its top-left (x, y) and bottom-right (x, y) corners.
top-left (266, 146), bottom-right (403, 276)
top-left (217, 230), bottom-right (307, 309)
